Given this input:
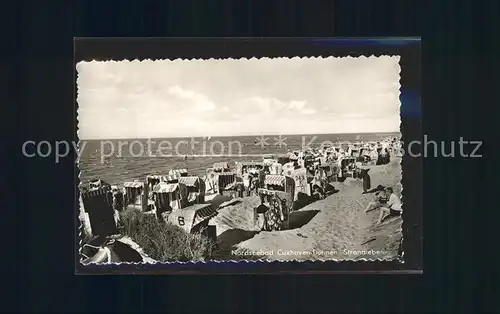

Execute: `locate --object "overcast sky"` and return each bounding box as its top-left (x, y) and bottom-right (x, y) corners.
top-left (77, 56), bottom-right (401, 139)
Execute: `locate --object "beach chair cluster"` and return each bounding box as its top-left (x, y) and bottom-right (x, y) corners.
top-left (79, 169), bottom-right (213, 240)
top-left (79, 137), bottom-right (402, 237)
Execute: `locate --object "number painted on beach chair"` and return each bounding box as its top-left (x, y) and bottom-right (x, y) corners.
top-left (178, 216), bottom-right (185, 226)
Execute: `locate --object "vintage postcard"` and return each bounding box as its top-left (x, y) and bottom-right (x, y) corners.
top-left (76, 56), bottom-right (404, 267)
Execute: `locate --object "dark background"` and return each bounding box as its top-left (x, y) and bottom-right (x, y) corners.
top-left (74, 38), bottom-right (423, 275)
top-left (11, 0), bottom-right (494, 312)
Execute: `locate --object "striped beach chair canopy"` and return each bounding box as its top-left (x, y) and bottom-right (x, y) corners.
top-left (178, 176), bottom-right (200, 187)
top-left (163, 174), bottom-right (181, 183)
top-left (239, 161), bottom-right (264, 167)
top-left (213, 162), bottom-right (229, 171)
top-left (217, 171), bottom-right (235, 177)
top-left (168, 169), bottom-right (188, 176)
top-left (191, 203), bottom-right (217, 226)
top-left (146, 175), bottom-right (164, 180)
top-left (265, 175), bottom-right (286, 186)
top-left (123, 181), bottom-right (144, 188)
top-left (81, 186), bottom-right (112, 199)
top-left (152, 182), bottom-right (179, 194)
top-left (167, 203), bottom-right (216, 233)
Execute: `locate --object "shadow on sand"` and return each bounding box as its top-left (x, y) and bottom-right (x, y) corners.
top-left (219, 199), bottom-right (242, 209)
top-left (325, 184), bottom-right (340, 196)
top-left (212, 228), bottom-right (264, 260)
top-left (380, 212), bottom-right (402, 224)
top-left (109, 241), bottom-right (143, 262)
top-left (293, 187), bottom-right (339, 211)
top-left (289, 210), bottom-right (320, 229)
top-left (362, 185), bottom-right (386, 194)
top-left (209, 195), bottom-right (234, 210)
top-left (82, 236), bottom-right (143, 263)
top-left (293, 192), bottom-right (315, 210)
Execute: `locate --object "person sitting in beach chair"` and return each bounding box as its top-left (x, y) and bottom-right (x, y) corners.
top-left (252, 175), bottom-right (261, 194)
top-left (376, 187), bottom-right (402, 224)
top-left (364, 187), bottom-right (388, 213)
top-left (237, 182), bottom-right (244, 198)
top-left (247, 174), bottom-right (254, 197)
top-left (243, 170), bottom-right (251, 196)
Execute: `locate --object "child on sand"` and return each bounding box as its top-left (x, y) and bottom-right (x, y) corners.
top-left (376, 187), bottom-right (402, 224)
top-left (364, 186), bottom-right (387, 213)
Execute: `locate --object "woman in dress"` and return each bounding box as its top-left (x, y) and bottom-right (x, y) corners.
top-left (361, 168), bottom-right (371, 193)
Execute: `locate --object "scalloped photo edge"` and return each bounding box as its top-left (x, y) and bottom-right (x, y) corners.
top-left (76, 55), bottom-right (404, 267)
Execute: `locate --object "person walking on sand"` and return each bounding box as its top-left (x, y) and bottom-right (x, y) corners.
top-left (376, 187), bottom-right (402, 224)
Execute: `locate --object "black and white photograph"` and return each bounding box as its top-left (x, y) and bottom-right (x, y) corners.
top-left (76, 56), bottom-right (405, 265)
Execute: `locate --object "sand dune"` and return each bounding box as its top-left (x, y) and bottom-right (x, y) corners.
top-left (211, 157), bottom-right (403, 261)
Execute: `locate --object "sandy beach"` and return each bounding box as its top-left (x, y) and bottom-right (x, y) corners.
top-left (212, 157), bottom-right (403, 261)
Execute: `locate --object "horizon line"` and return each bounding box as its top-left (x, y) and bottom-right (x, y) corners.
top-left (79, 131), bottom-right (401, 141)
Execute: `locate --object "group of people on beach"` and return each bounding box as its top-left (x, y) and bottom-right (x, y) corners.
top-left (364, 186), bottom-right (402, 225)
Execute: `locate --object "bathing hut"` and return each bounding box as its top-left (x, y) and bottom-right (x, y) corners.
top-left (376, 147), bottom-right (391, 165)
top-left (89, 179), bottom-right (111, 191)
top-left (169, 168), bottom-right (188, 177)
top-left (205, 167), bottom-right (236, 194)
top-left (235, 161), bottom-right (264, 177)
top-left (270, 162), bottom-right (283, 175)
top-left (291, 168), bottom-right (311, 200)
top-left (224, 180), bottom-right (245, 198)
top-left (282, 162), bottom-right (296, 177)
top-left (256, 175), bottom-right (296, 231)
top-left (163, 173), bottom-right (181, 183)
top-left (205, 168), bottom-right (217, 194)
top-left (178, 176), bottom-right (206, 205)
top-left (263, 174), bottom-right (295, 196)
top-left (146, 175), bottom-right (163, 190)
top-left (79, 195), bottom-right (92, 239)
top-left (81, 187), bottom-right (117, 237)
top-left (123, 180), bottom-right (149, 211)
top-left (262, 154), bottom-right (275, 166)
top-left (111, 185), bottom-right (125, 212)
top-left (213, 162), bottom-right (230, 172)
top-left (217, 171), bottom-right (236, 193)
top-left (351, 148), bottom-right (361, 159)
top-left (152, 182), bottom-right (188, 211)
